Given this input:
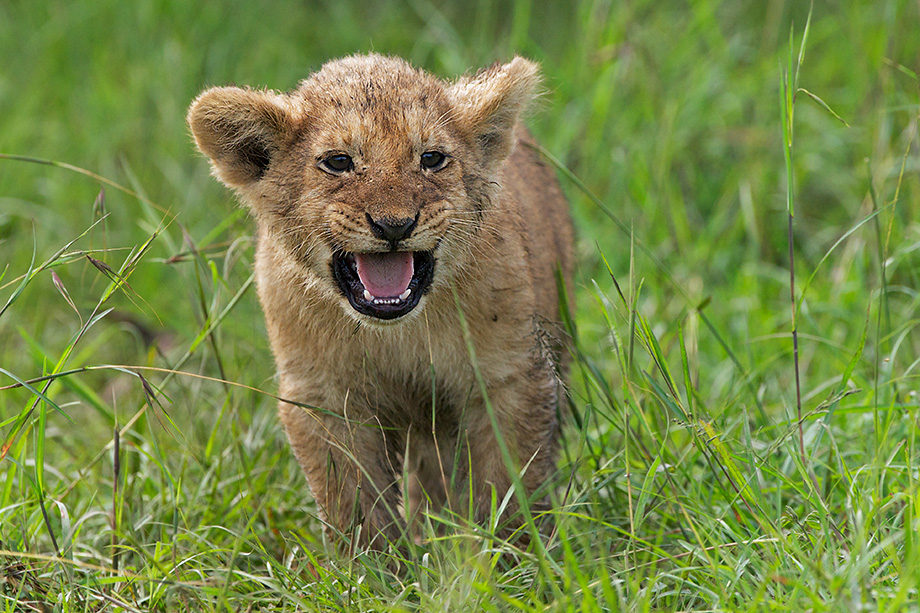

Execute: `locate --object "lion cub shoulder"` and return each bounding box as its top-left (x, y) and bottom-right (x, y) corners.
top-left (188, 54), bottom-right (573, 550)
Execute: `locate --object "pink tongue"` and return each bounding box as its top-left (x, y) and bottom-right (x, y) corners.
top-left (354, 251), bottom-right (414, 298)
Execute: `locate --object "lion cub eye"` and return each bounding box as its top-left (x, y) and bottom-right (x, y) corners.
top-left (319, 154), bottom-right (354, 174)
top-left (420, 151), bottom-right (448, 171)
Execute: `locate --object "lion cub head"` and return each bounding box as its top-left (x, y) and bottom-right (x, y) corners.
top-left (188, 54), bottom-right (538, 324)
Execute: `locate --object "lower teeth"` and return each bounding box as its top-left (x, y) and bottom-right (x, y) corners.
top-left (362, 287), bottom-right (412, 306)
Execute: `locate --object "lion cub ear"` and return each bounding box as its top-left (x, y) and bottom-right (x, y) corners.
top-left (447, 57), bottom-right (540, 164)
top-left (187, 87), bottom-right (296, 188)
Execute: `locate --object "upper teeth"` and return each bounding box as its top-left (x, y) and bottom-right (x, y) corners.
top-left (362, 288), bottom-right (412, 305)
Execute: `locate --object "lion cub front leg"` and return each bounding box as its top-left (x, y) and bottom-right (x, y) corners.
top-left (462, 372), bottom-right (560, 540)
top-left (278, 402), bottom-right (405, 551)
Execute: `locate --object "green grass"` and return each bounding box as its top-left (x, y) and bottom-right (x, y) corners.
top-left (1, 0), bottom-right (919, 610)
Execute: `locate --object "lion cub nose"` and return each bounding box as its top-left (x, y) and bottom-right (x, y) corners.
top-left (366, 213), bottom-right (419, 246)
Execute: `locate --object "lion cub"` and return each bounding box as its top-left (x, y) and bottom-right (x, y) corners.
top-left (188, 54), bottom-right (573, 551)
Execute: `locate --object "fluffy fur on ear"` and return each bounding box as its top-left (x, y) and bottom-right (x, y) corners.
top-left (187, 87), bottom-right (296, 187)
top-left (447, 56), bottom-right (541, 163)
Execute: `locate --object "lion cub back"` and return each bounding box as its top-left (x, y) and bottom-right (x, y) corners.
top-left (502, 127), bottom-right (574, 325)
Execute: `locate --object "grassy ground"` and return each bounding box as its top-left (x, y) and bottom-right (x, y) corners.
top-left (1, 0), bottom-right (919, 610)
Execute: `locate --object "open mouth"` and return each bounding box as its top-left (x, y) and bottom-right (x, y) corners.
top-left (331, 250), bottom-right (435, 320)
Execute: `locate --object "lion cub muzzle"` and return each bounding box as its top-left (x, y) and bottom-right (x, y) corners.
top-left (326, 211), bottom-right (430, 320)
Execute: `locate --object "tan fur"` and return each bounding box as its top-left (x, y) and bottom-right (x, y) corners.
top-left (188, 54), bottom-right (573, 551)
